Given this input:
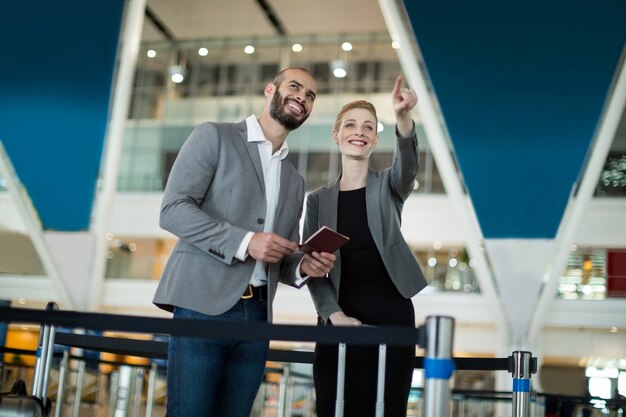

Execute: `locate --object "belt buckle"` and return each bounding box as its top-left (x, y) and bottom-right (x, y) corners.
top-left (241, 284), bottom-right (253, 300)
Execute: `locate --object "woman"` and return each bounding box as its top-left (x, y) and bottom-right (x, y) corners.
top-left (305, 76), bottom-right (428, 417)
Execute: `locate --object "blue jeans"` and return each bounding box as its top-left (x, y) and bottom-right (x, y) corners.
top-left (166, 299), bottom-right (269, 417)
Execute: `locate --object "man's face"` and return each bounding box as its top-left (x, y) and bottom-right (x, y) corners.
top-left (269, 69), bottom-right (317, 130)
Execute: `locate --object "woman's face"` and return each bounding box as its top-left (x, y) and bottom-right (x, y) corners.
top-left (333, 108), bottom-right (378, 160)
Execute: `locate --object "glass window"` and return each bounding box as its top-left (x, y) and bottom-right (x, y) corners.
top-left (413, 247), bottom-right (480, 293)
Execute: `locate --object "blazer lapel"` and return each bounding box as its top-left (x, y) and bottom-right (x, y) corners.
top-left (275, 159), bottom-right (292, 223)
top-left (238, 122), bottom-right (265, 193)
top-left (320, 176), bottom-right (340, 230)
top-left (366, 169), bottom-right (384, 252)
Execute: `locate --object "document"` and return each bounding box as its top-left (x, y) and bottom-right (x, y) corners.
top-left (300, 226), bottom-right (350, 254)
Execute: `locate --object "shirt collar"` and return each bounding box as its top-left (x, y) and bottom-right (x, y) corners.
top-left (245, 115), bottom-right (289, 160)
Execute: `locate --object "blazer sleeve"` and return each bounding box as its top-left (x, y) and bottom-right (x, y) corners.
top-left (278, 176), bottom-right (306, 287)
top-left (389, 121), bottom-right (419, 203)
top-left (159, 123), bottom-right (249, 265)
top-left (305, 192), bottom-right (342, 323)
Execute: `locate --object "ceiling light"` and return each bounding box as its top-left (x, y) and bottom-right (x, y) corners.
top-left (391, 40), bottom-right (400, 49)
top-left (169, 65), bottom-right (185, 83)
top-left (377, 122), bottom-right (384, 133)
top-left (333, 68), bottom-right (346, 78)
top-left (198, 47), bottom-right (208, 56)
top-left (292, 43), bottom-right (303, 53)
top-left (330, 60), bottom-right (347, 78)
top-left (244, 45), bottom-right (255, 54)
top-left (147, 49), bottom-right (156, 58)
top-left (341, 42), bottom-right (353, 51)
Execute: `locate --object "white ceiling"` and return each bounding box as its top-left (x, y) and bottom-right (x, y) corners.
top-left (142, 0), bottom-right (389, 41)
top-left (140, 0), bottom-right (626, 150)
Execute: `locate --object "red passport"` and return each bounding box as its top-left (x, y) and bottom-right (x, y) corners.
top-left (300, 226), bottom-right (350, 254)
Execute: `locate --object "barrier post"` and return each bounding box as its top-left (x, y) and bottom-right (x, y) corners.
top-left (335, 342), bottom-right (347, 417)
top-left (145, 362), bottom-right (158, 417)
top-left (511, 351), bottom-right (532, 417)
top-left (32, 301), bottom-right (58, 399)
top-left (114, 365), bottom-right (136, 417)
top-left (71, 359), bottom-right (86, 417)
top-left (375, 344), bottom-right (386, 417)
top-left (54, 350), bottom-right (70, 417)
top-left (277, 364), bottom-right (290, 417)
top-left (423, 316), bottom-right (455, 417)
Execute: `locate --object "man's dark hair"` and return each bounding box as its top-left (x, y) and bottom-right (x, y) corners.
top-left (272, 67), bottom-right (314, 86)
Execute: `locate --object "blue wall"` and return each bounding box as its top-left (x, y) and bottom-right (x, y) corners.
top-left (404, 0), bottom-right (626, 238)
top-left (0, 1), bottom-right (125, 231)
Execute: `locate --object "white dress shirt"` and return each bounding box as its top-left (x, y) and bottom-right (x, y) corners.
top-left (235, 115), bottom-right (304, 287)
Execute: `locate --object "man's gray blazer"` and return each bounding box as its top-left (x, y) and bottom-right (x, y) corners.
top-left (153, 120), bottom-right (304, 320)
top-left (305, 129), bottom-right (427, 323)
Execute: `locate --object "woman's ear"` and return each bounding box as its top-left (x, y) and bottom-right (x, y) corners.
top-left (332, 128), bottom-right (339, 145)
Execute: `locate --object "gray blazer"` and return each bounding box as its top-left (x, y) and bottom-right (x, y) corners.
top-left (153, 120), bottom-right (305, 320)
top-left (305, 128), bottom-right (427, 323)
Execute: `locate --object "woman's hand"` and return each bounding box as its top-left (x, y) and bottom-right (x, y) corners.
top-left (300, 251), bottom-right (335, 277)
top-left (391, 75), bottom-right (417, 136)
top-left (329, 311), bottom-right (362, 326)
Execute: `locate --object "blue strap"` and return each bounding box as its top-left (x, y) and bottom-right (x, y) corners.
top-left (513, 378), bottom-right (531, 392)
top-left (424, 358), bottom-right (455, 379)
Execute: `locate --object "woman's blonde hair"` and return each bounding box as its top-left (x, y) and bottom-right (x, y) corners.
top-left (333, 100), bottom-right (378, 132)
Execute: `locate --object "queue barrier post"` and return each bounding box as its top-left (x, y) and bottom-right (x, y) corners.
top-left (54, 350), bottom-right (70, 417)
top-left (32, 301), bottom-right (58, 400)
top-left (145, 362), bottom-right (158, 417)
top-left (423, 315), bottom-right (455, 417)
top-left (510, 351), bottom-right (533, 417)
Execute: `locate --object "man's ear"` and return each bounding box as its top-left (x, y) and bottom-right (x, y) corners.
top-left (332, 129), bottom-right (339, 145)
top-left (264, 82), bottom-right (275, 98)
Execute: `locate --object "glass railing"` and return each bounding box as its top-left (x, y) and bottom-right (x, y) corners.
top-left (103, 237), bottom-right (481, 295)
top-left (595, 153), bottom-right (626, 197)
top-left (557, 247), bottom-right (626, 300)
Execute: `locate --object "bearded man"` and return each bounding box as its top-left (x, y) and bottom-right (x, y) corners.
top-left (153, 67), bottom-right (335, 417)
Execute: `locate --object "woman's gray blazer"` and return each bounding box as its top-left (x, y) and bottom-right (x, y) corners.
top-left (305, 127), bottom-right (427, 323)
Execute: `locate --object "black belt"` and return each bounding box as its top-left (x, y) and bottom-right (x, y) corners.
top-left (241, 284), bottom-right (267, 301)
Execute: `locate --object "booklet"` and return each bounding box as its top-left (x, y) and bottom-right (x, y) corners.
top-left (300, 226), bottom-right (350, 254)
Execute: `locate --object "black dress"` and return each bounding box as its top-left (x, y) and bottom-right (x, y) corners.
top-left (313, 187), bottom-right (415, 417)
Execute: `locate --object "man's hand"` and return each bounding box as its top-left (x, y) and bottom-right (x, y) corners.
top-left (248, 232), bottom-right (298, 263)
top-left (329, 311), bottom-right (362, 326)
top-left (300, 251), bottom-right (335, 277)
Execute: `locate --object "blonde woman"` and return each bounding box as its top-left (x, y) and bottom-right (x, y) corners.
top-left (305, 76), bottom-right (427, 417)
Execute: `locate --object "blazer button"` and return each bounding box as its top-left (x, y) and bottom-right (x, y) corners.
top-left (257, 218), bottom-right (264, 225)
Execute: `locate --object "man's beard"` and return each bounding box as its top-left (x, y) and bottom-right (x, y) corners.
top-left (269, 90), bottom-right (308, 130)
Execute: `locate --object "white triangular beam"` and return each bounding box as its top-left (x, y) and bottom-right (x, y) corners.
top-left (528, 46), bottom-right (626, 343)
top-left (0, 141), bottom-right (74, 308)
top-left (378, 0), bottom-right (509, 337)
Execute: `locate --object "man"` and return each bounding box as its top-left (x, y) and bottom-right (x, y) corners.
top-left (153, 67), bottom-right (335, 417)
